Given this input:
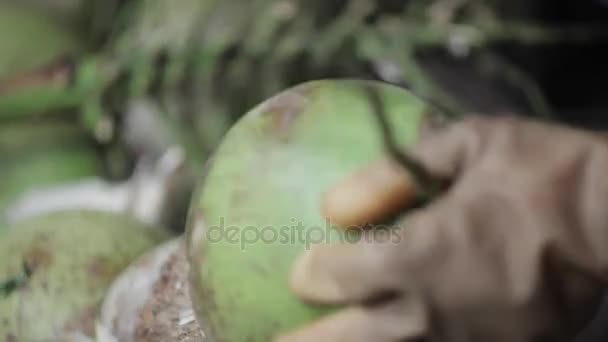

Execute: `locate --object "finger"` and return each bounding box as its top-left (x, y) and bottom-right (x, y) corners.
top-left (290, 233), bottom-right (403, 304)
top-left (275, 298), bottom-right (427, 342)
top-left (323, 117), bottom-right (487, 227)
top-left (322, 157), bottom-right (418, 227)
top-left (408, 116), bottom-right (487, 179)
top-left (292, 203), bottom-right (454, 304)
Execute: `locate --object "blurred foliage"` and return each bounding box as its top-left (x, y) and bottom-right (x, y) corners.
top-left (0, 3), bottom-right (82, 78)
top-left (0, 145), bottom-right (100, 222)
top-left (1, 0), bottom-right (607, 222)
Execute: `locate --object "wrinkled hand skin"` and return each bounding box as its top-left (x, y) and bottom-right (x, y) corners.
top-left (278, 116), bottom-right (608, 342)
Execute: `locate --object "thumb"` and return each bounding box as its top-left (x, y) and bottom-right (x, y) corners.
top-left (323, 117), bottom-right (485, 227)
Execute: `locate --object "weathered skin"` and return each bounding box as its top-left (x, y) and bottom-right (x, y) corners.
top-left (0, 211), bottom-right (169, 341)
top-left (187, 80), bottom-right (435, 341)
top-left (96, 238), bottom-right (202, 342)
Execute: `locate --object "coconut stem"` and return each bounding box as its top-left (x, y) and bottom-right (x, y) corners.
top-left (365, 85), bottom-right (447, 201)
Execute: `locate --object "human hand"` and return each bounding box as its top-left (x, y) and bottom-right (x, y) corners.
top-left (279, 116), bottom-right (608, 342)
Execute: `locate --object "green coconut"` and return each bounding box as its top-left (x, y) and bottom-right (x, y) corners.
top-left (0, 211), bottom-right (169, 340)
top-left (187, 80), bottom-right (438, 341)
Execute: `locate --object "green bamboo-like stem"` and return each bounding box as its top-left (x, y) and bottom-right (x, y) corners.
top-left (0, 87), bottom-right (81, 120)
top-left (0, 57), bottom-right (105, 120)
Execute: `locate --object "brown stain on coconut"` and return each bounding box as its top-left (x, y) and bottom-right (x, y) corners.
top-left (260, 83), bottom-right (317, 141)
top-left (88, 256), bottom-right (117, 285)
top-left (23, 245), bottom-right (53, 271)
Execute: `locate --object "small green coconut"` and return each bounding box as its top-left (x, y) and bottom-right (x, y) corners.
top-left (187, 80), bottom-right (438, 341)
top-left (0, 211), bottom-right (169, 341)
